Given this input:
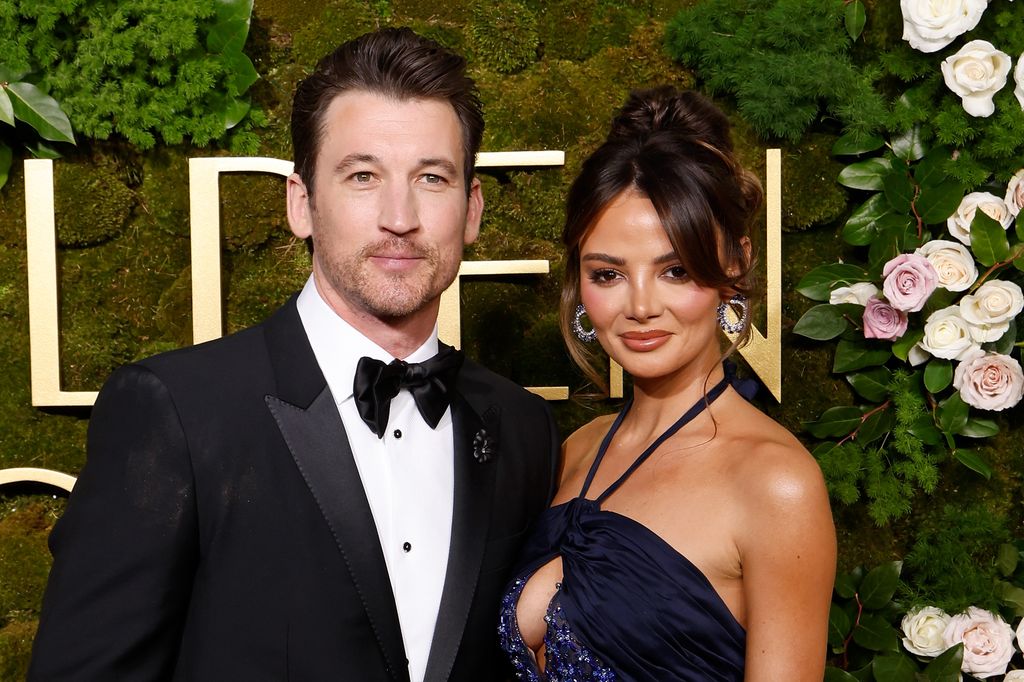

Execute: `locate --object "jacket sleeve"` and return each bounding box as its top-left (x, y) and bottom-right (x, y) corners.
top-left (29, 364), bottom-right (198, 681)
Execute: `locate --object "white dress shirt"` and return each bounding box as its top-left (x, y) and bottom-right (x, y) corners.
top-left (296, 275), bottom-right (454, 682)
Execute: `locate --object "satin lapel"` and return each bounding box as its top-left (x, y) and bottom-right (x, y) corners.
top-left (422, 393), bottom-right (499, 682)
top-left (262, 299), bottom-right (407, 682)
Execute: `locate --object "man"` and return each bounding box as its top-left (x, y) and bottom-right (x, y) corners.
top-left (29, 27), bottom-right (558, 681)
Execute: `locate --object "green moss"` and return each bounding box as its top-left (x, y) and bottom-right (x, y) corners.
top-left (780, 133), bottom-right (848, 231)
top-left (224, 235), bottom-right (310, 333)
top-left (289, 4), bottom-right (381, 68)
top-left (136, 150), bottom-right (192, 239)
top-left (534, 0), bottom-right (649, 61)
top-left (469, 1), bottom-right (539, 74)
top-left (54, 159), bottom-right (136, 248)
top-left (0, 166), bottom-right (28, 249)
top-left (0, 619), bottom-right (36, 681)
top-left (221, 173), bottom-right (288, 252)
top-left (0, 498), bottom-right (62, 626)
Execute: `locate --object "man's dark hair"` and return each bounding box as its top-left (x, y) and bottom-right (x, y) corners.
top-left (291, 27), bottom-right (484, 196)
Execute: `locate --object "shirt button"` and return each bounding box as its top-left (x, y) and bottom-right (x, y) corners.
top-left (402, 542), bottom-right (412, 553)
top-left (393, 429), bottom-right (402, 439)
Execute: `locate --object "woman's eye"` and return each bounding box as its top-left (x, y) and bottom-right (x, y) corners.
top-left (665, 265), bottom-right (688, 280)
top-left (588, 269), bottom-right (619, 284)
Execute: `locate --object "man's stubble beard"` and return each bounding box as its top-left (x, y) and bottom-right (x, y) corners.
top-left (316, 233), bottom-right (461, 321)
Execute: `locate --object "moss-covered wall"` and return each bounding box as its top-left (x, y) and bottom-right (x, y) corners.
top-left (2, 1), bottom-right (1017, 678)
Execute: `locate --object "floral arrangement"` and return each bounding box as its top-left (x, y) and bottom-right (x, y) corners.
top-left (795, 0), bottom-right (1024, 527)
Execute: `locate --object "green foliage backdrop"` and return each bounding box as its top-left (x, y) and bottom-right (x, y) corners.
top-left (1, 0), bottom-right (1019, 678)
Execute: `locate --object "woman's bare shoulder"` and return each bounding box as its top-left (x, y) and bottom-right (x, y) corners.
top-left (561, 413), bottom-right (618, 479)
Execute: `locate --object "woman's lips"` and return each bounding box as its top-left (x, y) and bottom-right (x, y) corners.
top-left (620, 330), bottom-right (671, 351)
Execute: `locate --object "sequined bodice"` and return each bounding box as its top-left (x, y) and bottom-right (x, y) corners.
top-left (498, 376), bottom-right (746, 682)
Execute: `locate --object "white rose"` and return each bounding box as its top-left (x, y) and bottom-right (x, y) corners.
top-left (954, 349), bottom-right (1024, 411)
top-left (909, 343), bottom-right (931, 366)
top-left (947, 192), bottom-right (1014, 245)
top-left (830, 282), bottom-right (879, 305)
top-left (900, 0), bottom-right (988, 53)
top-left (960, 279), bottom-right (1024, 341)
top-left (944, 607), bottom-right (1016, 678)
top-left (1004, 671), bottom-right (1024, 682)
top-left (1016, 617), bottom-right (1024, 659)
top-left (915, 240), bottom-right (979, 292)
top-left (1015, 55), bottom-right (1024, 109)
top-left (941, 40), bottom-right (1013, 118)
top-left (920, 305), bottom-right (980, 360)
top-left (902, 606), bottom-right (953, 657)
top-left (1005, 168), bottom-right (1024, 218)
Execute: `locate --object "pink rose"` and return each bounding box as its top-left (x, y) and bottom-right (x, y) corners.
top-left (883, 253), bottom-right (938, 312)
top-left (953, 350), bottom-right (1024, 411)
top-left (943, 607), bottom-right (1015, 678)
top-left (863, 297), bottom-right (909, 340)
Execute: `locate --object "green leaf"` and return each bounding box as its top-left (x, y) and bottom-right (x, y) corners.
top-left (835, 571), bottom-right (861, 599)
top-left (224, 50), bottom-right (260, 95)
top-left (0, 66), bottom-right (30, 83)
top-left (0, 87), bottom-right (14, 126)
top-left (890, 126), bottom-right (926, 163)
top-left (829, 603), bottom-right (852, 648)
top-left (969, 210), bottom-right (1009, 267)
top-left (923, 359), bottom-right (952, 393)
top-left (5, 82), bottom-right (74, 143)
top-left (796, 263), bottom-right (871, 301)
top-left (207, 18), bottom-right (249, 53)
top-left (859, 561), bottom-right (902, 610)
top-left (222, 96), bottom-right (251, 129)
top-left (914, 146), bottom-right (952, 188)
top-left (908, 414), bottom-right (943, 445)
top-left (806, 406), bottom-right (863, 438)
top-left (923, 643), bottom-right (962, 682)
top-left (834, 339), bottom-right (892, 373)
top-left (883, 169), bottom-right (916, 214)
top-left (999, 581), bottom-right (1024, 615)
top-left (954, 449), bottom-right (993, 479)
top-left (918, 180), bottom-right (965, 225)
top-left (872, 653), bottom-right (917, 682)
top-left (824, 668), bottom-right (860, 682)
top-left (997, 543), bottom-right (1019, 577)
top-left (937, 392), bottom-right (969, 434)
top-left (839, 158), bottom-right (892, 191)
top-left (845, 0), bottom-right (866, 40)
top-left (26, 139), bottom-right (62, 159)
top-left (843, 194), bottom-right (891, 246)
top-left (958, 418), bottom-right (998, 438)
top-left (833, 132), bottom-right (885, 156)
top-left (213, 0), bottom-right (255, 25)
top-left (847, 367), bottom-right (891, 403)
top-left (853, 612), bottom-right (900, 652)
top-left (794, 304), bottom-right (851, 340)
top-left (892, 329), bottom-right (924, 362)
top-left (857, 407), bottom-right (894, 445)
top-left (0, 142), bottom-right (11, 190)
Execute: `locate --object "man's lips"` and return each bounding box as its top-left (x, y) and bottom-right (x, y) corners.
top-left (369, 253), bottom-right (423, 270)
top-left (620, 330), bottom-right (671, 351)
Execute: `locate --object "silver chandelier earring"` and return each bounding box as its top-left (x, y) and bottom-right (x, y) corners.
top-left (572, 304), bottom-right (598, 343)
top-left (717, 294), bottom-right (749, 334)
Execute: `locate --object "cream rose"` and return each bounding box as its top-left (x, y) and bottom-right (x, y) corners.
top-left (915, 240), bottom-right (979, 292)
top-left (900, 0), bottom-right (988, 53)
top-left (919, 306), bottom-right (980, 360)
top-left (902, 606), bottom-right (952, 657)
top-left (947, 192), bottom-right (1014, 245)
top-left (1005, 168), bottom-right (1024, 218)
top-left (960, 279), bottom-right (1024, 342)
top-left (941, 40), bottom-right (1013, 118)
top-left (882, 253), bottom-right (939, 312)
top-left (1004, 671), bottom-right (1024, 682)
top-left (830, 282), bottom-right (879, 306)
top-left (943, 607), bottom-right (1015, 678)
top-left (954, 350), bottom-right (1024, 411)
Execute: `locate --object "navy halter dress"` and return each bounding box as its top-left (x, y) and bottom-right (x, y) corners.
top-left (498, 375), bottom-right (746, 681)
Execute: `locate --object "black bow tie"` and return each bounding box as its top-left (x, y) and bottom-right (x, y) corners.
top-left (353, 346), bottom-right (464, 439)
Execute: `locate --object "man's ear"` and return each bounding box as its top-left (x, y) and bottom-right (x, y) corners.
top-left (463, 177), bottom-right (483, 245)
top-left (286, 173), bottom-right (313, 240)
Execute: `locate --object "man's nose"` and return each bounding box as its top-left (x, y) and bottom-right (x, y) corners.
top-left (378, 182), bottom-right (420, 235)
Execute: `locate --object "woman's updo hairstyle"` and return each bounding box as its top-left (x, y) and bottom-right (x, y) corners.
top-left (560, 86), bottom-right (763, 391)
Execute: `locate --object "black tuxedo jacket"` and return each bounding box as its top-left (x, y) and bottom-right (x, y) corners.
top-left (29, 297), bottom-right (559, 681)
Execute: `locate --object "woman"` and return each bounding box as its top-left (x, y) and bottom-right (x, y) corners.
top-left (498, 87), bottom-right (836, 681)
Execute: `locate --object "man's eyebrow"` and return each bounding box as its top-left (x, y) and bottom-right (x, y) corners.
top-left (333, 153), bottom-right (379, 173)
top-left (581, 252), bottom-right (625, 266)
top-left (418, 158), bottom-right (459, 176)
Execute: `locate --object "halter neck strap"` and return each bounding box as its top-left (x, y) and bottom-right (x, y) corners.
top-left (578, 372), bottom-right (732, 504)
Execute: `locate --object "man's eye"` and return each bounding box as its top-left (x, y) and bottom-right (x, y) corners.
top-left (423, 174), bottom-right (445, 184)
top-left (353, 172), bottom-right (373, 183)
